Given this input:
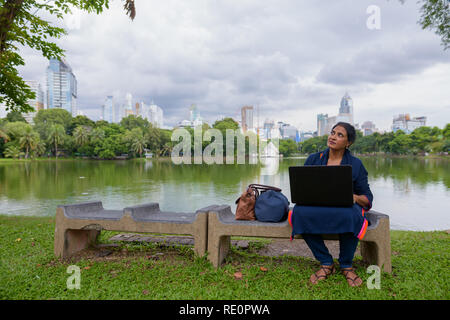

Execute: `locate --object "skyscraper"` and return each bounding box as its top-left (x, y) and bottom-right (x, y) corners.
top-left (317, 113), bottom-right (328, 136)
top-left (102, 96), bottom-right (114, 123)
top-left (316, 92), bottom-right (355, 136)
top-left (338, 92), bottom-right (354, 125)
top-left (46, 58), bottom-right (77, 116)
top-left (241, 105), bottom-right (254, 133)
top-left (23, 80), bottom-right (44, 124)
top-left (124, 93), bottom-right (133, 117)
top-left (141, 101), bottom-right (164, 128)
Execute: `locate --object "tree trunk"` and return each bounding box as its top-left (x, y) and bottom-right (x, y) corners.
top-left (0, 0), bottom-right (25, 53)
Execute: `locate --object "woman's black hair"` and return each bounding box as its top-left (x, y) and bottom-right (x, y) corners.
top-left (332, 122), bottom-right (356, 145)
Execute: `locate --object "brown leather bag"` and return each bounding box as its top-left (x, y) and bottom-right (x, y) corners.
top-left (235, 184), bottom-right (282, 220)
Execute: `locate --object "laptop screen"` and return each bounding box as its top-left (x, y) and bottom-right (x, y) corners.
top-left (288, 165), bottom-right (353, 207)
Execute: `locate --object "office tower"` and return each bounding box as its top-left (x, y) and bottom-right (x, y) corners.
top-left (279, 122), bottom-right (298, 141)
top-left (149, 101), bottom-right (163, 128)
top-left (46, 58), bottom-right (77, 116)
top-left (317, 92), bottom-right (355, 136)
top-left (241, 105), bottom-right (254, 132)
top-left (338, 92), bottom-right (354, 125)
top-left (140, 101), bottom-right (164, 128)
top-left (189, 104), bottom-right (202, 127)
top-left (317, 113), bottom-right (328, 136)
top-left (124, 93), bottom-right (133, 117)
top-left (23, 80), bottom-right (44, 124)
top-left (135, 102), bottom-right (140, 117)
top-left (392, 114), bottom-right (426, 134)
top-left (361, 121), bottom-right (377, 136)
top-left (102, 96), bottom-right (114, 123)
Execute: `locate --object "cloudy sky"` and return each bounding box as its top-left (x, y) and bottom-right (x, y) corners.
top-left (18, 0), bottom-right (450, 131)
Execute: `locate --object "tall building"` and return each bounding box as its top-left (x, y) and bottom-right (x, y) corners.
top-left (189, 104), bottom-right (202, 127)
top-left (337, 92), bottom-right (354, 125)
top-left (317, 92), bottom-right (355, 136)
top-left (241, 105), bottom-right (254, 132)
top-left (279, 122), bottom-right (299, 141)
top-left (392, 114), bottom-right (426, 134)
top-left (102, 96), bottom-right (114, 123)
top-left (23, 80), bottom-right (44, 124)
top-left (317, 113), bottom-right (328, 136)
top-left (361, 121), bottom-right (377, 136)
top-left (135, 102), bottom-right (140, 117)
top-left (124, 93), bottom-right (134, 117)
top-left (140, 101), bottom-right (164, 128)
top-left (46, 58), bottom-right (77, 116)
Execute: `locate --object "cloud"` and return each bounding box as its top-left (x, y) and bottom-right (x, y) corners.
top-left (16, 0), bottom-right (450, 131)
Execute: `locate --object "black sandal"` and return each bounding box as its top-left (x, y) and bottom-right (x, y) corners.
top-left (341, 267), bottom-right (363, 287)
top-left (310, 265), bottom-right (336, 284)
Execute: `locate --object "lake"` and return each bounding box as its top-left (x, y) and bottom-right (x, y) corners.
top-left (0, 156), bottom-right (448, 231)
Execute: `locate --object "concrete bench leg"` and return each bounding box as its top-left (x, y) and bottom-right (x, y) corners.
top-left (360, 217), bottom-right (392, 273)
top-left (54, 228), bottom-right (100, 259)
top-left (208, 234), bottom-right (231, 268)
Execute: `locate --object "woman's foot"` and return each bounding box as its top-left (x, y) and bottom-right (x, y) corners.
top-left (341, 267), bottom-right (363, 287)
top-left (310, 264), bottom-right (336, 285)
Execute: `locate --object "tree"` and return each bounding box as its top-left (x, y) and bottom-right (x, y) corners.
top-left (90, 127), bottom-right (105, 145)
top-left (5, 110), bottom-right (26, 122)
top-left (417, 0), bottom-right (450, 50)
top-left (0, 127), bottom-right (10, 142)
top-left (33, 109), bottom-right (72, 140)
top-left (3, 144), bottom-right (23, 158)
top-left (0, 0), bottom-right (136, 114)
top-left (47, 123), bottom-right (66, 157)
top-left (18, 125), bottom-right (38, 158)
top-left (73, 125), bottom-right (90, 147)
top-left (131, 132), bottom-right (146, 157)
top-left (69, 115), bottom-right (95, 134)
top-left (120, 115), bottom-right (150, 131)
top-left (278, 139), bottom-right (298, 157)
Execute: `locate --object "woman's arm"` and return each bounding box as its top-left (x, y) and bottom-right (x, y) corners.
top-left (353, 162), bottom-right (373, 210)
top-left (353, 194), bottom-right (370, 208)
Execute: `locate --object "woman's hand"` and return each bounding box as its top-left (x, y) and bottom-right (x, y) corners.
top-left (353, 194), bottom-right (369, 208)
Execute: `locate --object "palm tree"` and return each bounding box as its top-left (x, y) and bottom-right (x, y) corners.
top-left (19, 126), bottom-right (39, 158)
top-left (90, 128), bottom-right (105, 145)
top-left (47, 124), bottom-right (65, 158)
top-left (0, 128), bottom-right (10, 143)
top-left (73, 126), bottom-right (90, 147)
top-left (32, 138), bottom-right (46, 158)
top-left (132, 135), bottom-right (146, 158)
top-left (4, 145), bottom-right (24, 159)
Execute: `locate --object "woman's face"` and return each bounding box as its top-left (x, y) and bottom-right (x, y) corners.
top-left (327, 125), bottom-right (350, 151)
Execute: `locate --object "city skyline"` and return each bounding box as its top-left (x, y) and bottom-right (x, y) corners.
top-left (14, 0), bottom-right (450, 131)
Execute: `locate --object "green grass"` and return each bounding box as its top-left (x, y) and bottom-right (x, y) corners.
top-left (0, 215), bottom-right (448, 300)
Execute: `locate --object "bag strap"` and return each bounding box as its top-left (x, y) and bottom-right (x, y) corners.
top-left (248, 184), bottom-right (282, 192)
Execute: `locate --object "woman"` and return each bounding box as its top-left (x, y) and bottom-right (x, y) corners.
top-left (291, 122), bottom-right (373, 287)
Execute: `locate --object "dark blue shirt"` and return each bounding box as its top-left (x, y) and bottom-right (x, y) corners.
top-left (289, 148), bottom-right (374, 239)
top-left (304, 148), bottom-right (373, 210)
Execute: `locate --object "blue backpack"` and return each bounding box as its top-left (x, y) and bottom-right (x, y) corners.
top-left (255, 189), bottom-right (290, 222)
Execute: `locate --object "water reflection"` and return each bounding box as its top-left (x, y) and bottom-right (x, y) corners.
top-left (0, 157), bottom-right (448, 231)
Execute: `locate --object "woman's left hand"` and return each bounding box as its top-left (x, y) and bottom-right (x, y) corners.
top-left (353, 194), bottom-right (369, 208)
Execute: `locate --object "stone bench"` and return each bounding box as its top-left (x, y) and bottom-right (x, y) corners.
top-left (54, 201), bottom-right (210, 259)
top-left (205, 205), bottom-right (392, 273)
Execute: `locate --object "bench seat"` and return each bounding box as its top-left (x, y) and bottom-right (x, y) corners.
top-left (204, 205), bottom-right (392, 273)
top-left (54, 201), bottom-right (209, 259)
